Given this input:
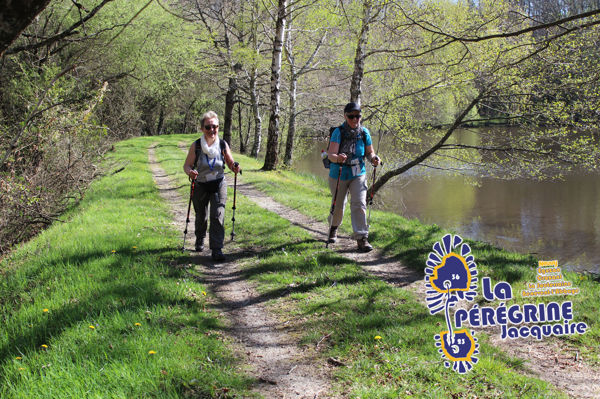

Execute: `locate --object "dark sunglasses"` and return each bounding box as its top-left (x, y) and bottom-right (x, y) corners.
top-left (204, 124), bottom-right (219, 130)
top-left (346, 114), bottom-right (361, 120)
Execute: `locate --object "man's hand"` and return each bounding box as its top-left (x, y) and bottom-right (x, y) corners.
top-left (188, 169), bottom-right (198, 180)
top-left (337, 153), bottom-right (348, 164)
top-left (232, 162), bottom-right (241, 174)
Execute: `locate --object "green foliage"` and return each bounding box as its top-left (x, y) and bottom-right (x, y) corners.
top-left (3, 0), bottom-right (600, 249)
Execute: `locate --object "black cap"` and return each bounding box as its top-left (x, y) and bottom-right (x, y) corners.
top-left (344, 102), bottom-right (361, 113)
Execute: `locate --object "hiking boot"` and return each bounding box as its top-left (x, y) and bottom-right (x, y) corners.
top-left (328, 226), bottom-right (338, 243)
top-left (195, 241), bottom-right (204, 252)
top-left (212, 249), bottom-right (226, 262)
top-left (357, 237), bottom-right (373, 252)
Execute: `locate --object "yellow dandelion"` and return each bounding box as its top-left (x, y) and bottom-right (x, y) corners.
top-left (41, 344), bottom-right (48, 349)
top-left (134, 322), bottom-right (141, 326)
top-left (132, 246), bottom-right (137, 249)
top-left (374, 336), bottom-right (382, 340)
top-left (89, 325), bottom-right (95, 329)
top-left (201, 291), bottom-right (207, 296)
top-left (43, 308), bottom-right (49, 313)
top-left (111, 249), bottom-right (116, 253)
top-left (15, 357), bottom-right (22, 360)
top-left (18, 368), bottom-right (25, 371)
top-left (148, 350), bottom-right (156, 355)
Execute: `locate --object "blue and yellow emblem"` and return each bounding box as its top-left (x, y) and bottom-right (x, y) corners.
top-left (425, 234), bottom-right (478, 315)
top-left (425, 234), bottom-right (479, 374)
top-left (435, 329), bottom-right (479, 373)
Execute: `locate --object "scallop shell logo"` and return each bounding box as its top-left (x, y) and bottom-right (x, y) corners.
top-left (425, 234), bottom-right (480, 374)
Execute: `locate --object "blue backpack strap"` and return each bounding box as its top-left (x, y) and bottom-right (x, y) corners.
top-left (360, 127), bottom-right (367, 154)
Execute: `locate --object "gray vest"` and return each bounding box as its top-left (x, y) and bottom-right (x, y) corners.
top-left (194, 138), bottom-right (225, 183)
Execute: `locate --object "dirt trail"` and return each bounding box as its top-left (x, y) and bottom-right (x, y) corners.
top-left (164, 142), bottom-right (599, 398)
top-left (148, 145), bottom-right (331, 399)
top-left (233, 177), bottom-right (600, 399)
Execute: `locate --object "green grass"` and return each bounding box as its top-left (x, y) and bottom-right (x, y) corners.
top-left (3, 133), bottom-right (597, 398)
top-left (215, 136), bottom-right (600, 368)
top-left (152, 134), bottom-right (577, 398)
top-left (0, 137), bottom-right (255, 398)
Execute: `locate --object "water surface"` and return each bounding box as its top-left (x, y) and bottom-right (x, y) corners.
top-left (297, 131), bottom-right (600, 273)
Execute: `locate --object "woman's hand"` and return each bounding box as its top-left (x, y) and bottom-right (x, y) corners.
top-left (371, 155), bottom-right (380, 167)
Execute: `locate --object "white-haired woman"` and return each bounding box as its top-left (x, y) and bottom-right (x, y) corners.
top-left (183, 111), bottom-right (241, 261)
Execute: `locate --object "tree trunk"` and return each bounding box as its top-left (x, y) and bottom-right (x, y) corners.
top-left (245, 110), bottom-right (252, 153)
top-left (283, 17), bottom-right (296, 166)
top-left (182, 99), bottom-right (196, 134)
top-left (262, 0), bottom-right (288, 170)
top-left (250, 70), bottom-right (262, 157)
top-left (223, 76), bottom-right (237, 146)
top-left (284, 70), bottom-right (297, 166)
top-left (350, 0), bottom-right (372, 105)
top-left (156, 106), bottom-right (165, 135)
top-left (237, 97), bottom-right (246, 153)
top-left (0, 0), bottom-right (52, 56)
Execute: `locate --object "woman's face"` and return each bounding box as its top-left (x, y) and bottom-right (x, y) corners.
top-left (344, 112), bottom-right (361, 129)
top-left (202, 117), bottom-right (219, 140)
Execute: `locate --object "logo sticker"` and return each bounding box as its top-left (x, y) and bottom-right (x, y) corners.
top-left (425, 234), bottom-right (479, 373)
top-left (424, 234), bottom-right (587, 374)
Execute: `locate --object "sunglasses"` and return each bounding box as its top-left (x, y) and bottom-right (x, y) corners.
top-left (346, 114), bottom-right (361, 120)
top-left (204, 124), bottom-right (219, 130)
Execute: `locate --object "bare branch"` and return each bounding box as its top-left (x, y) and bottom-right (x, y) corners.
top-left (371, 91), bottom-right (485, 196)
top-left (5, 0), bottom-right (114, 55)
top-left (106, 0), bottom-right (154, 47)
top-left (404, 7), bottom-right (600, 43)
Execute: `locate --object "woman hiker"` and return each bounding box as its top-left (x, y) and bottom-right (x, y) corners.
top-left (326, 102), bottom-right (380, 252)
top-left (183, 111), bottom-right (241, 261)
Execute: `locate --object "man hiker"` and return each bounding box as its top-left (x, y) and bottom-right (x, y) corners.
top-left (326, 102), bottom-right (380, 252)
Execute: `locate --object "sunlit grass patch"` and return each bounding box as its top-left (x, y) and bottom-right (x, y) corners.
top-left (151, 133), bottom-right (594, 396)
top-left (0, 136), bottom-right (254, 398)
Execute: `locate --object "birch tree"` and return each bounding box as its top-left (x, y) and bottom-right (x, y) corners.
top-left (262, 0), bottom-right (288, 170)
top-left (283, 4), bottom-right (327, 166)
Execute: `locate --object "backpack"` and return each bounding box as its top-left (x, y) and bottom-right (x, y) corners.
top-left (322, 124), bottom-right (367, 169)
top-left (194, 137), bottom-right (227, 170)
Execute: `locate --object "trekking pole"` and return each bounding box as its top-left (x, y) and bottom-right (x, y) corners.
top-left (368, 122), bottom-right (384, 229)
top-left (326, 162), bottom-right (343, 248)
top-left (230, 163), bottom-right (241, 241)
top-left (182, 178), bottom-right (195, 252)
top-left (367, 160), bottom-right (382, 228)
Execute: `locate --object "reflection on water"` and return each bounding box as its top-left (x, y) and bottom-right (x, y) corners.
top-left (298, 133), bottom-right (600, 273)
top-left (385, 175), bottom-right (600, 273)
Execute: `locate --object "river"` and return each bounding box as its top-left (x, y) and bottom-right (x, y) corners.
top-left (295, 127), bottom-right (600, 274)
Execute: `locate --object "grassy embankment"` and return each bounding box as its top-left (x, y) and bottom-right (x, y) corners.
top-left (2, 134), bottom-right (596, 398)
top-left (155, 134), bottom-right (599, 398)
top-left (0, 138), bottom-right (256, 398)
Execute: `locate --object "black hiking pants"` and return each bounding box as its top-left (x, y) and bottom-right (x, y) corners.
top-left (192, 178), bottom-right (227, 249)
